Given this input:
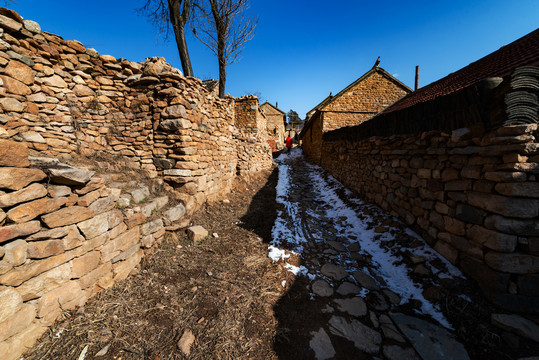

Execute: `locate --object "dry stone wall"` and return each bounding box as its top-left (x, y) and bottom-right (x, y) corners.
top-left (0, 7), bottom-right (273, 357)
top-left (0, 139), bottom-right (191, 360)
top-left (0, 7), bottom-right (271, 214)
top-left (318, 71), bottom-right (539, 314)
top-left (234, 96), bottom-right (273, 174)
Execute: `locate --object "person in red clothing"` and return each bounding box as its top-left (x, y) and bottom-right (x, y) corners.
top-left (285, 135), bottom-right (292, 153)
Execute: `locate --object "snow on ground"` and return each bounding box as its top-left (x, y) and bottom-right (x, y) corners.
top-left (268, 149), bottom-right (461, 328)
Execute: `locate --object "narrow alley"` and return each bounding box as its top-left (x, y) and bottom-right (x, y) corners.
top-left (270, 149), bottom-right (492, 360)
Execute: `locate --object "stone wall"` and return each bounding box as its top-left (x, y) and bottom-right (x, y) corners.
top-left (302, 68), bottom-right (411, 164)
top-left (0, 7), bottom-right (270, 214)
top-left (0, 139), bottom-right (190, 360)
top-left (234, 96), bottom-right (273, 174)
top-left (0, 7), bottom-right (273, 357)
top-left (260, 102), bottom-right (286, 151)
top-left (318, 70), bottom-right (539, 313)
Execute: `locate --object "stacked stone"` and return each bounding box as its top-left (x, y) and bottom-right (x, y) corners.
top-left (320, 122), bottom-right (539, 313)
top-left (259, 102), bottom-right (286, 151)
top-left (0, 139), bottom-right (192, 360)
top-left (0, 7), bottom-right (272, 213)
top-left (234, 96), bottom-right (273, 174)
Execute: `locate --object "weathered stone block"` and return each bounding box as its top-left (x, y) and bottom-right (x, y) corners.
top-left (485, 252), bottom-right (539, 274)
top-left (77, 212), bottom-right (109, 240)
top-left (77, 189), bottom-right (101, 207)
top-left (434, 240), bottom-right (459, 264)
top-left (466, 225), bottom-right (517, 253)
top-left (71, 251), bottom-right (101, 279)
top-left (0, 168), bottom-right (46, 191)
top-left (48, 166), bottom-right (94, 186)
top-left (0, 221), bottom-right (40, 243)
top-left (468, 192), bottom-right (539, 219)
top-left (0, 183), bottom-right (47, 208)
top-left (16, 263), bottom-right (71, 301)
top-left (125, 212), bottom-right (146, 228)
top-left (79, 262), bottom-right (112, 290)
top-left (187, 225), bottom-right (208, 242)
top-left (0, 320), bottom-right (47, 360)
top-left (141, 218), bottom-right (164, 236)
top-left (455, 203), bottom-right (483, 224)
top-left (37, 280), bottom-right (87, 322)
top-left (0, 140), bottom-right (29, 167)
top-left (0, 303), bottom-right (36, 342)
top-left (7, 197), bottom-right (67, 223)
top-left (0, 286), bottom-right (22, 323)
top-left (47, 185), bottom-right (71, 198)
top-left (41, 206), bottom-right (94, 228)
top-left (3, 239), bottom-right (26, 266)
top-left (27, 239), bottom-right (64, 259)
top-left (112, 249), bottom-right (143, 281)
top-left (485, 215), bottom-right (539, 236)
top-left (494, 182), bottom-right (539, 198)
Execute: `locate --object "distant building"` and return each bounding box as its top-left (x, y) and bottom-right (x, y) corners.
top-left (300, 66), bottom-right (412, 163)
top-left (260, 101), bottom-right (286, 152)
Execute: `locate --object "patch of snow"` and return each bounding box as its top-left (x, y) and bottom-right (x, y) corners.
top-left (268, 245), bottom-right (290, 262)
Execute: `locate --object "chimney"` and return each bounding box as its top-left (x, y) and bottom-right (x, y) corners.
top-left (415, 66), bottom-right (419, 91)
top-left (276, 101), bottom-right (278, 108)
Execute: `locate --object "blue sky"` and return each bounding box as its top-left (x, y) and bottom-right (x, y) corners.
top-left (7, 0), bottom-right (539, 117)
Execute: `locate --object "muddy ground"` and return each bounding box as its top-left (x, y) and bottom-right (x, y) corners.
top-left (23, 165), bottom-right (538, 359)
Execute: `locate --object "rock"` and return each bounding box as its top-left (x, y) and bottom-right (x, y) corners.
top-left (0, 140), bottom-right (29, 167)
top-left (390, 313), bottom-right (470, 360)
top-left (0, 286), bottom-right (22, 323)
top-left (321, 263), bottom-right (348, 281)
top-left (337, 281), bottom-right (360, 295)
top-left (187, 225), bottom-right (208, 242)
top-left (379, 314), bottom-right (406, 342)
top-left (89, 195), bottom-right (115, 215)
top-left (164, 203), bottom-right (186, 223)
top-left (159, 119), bottom-right (191, 131)
top-left (0, 167), bottom-right (46, 190)
top-left (383, 345), bottom-right (420, 360)
top-left (141, 218), bottom-right (164, 236)
top-left (468, 192), bottom-right (539, 219)
top-left (0, 75), bottom-right (30, 95)
top-left (352, 271), bottom-right (379, 290)
top-left (20, 131), bottom-right (46, 143)
top-left (491, 313), bottom-right (539, 342)
top-left (327, 240), bottom-right (346, 252)
top-left (72, 251), bottom-right (101, 278)
top-left (367, 290), bottom-right (389, 311)
top-left (485, 252), bottom-right (539, 274)
top-left (0, 14), bottom-right (22, 32)
top-left (328, 316), bottom-right (381, 354)
top-left (4, 60), bottom-right (34, 85)
top-left (77, 212), bottom-right (109, 240)
top-left (333, 297), bottom-right (367, 317)
top-left (48, 166), bottom-right (95, 186)
top-left (41, 206), bottom-right (95, 228)
top-left (23, 19), bottom-right (40, 33)
top-left (48, 185), bottom-right (71, 198)
top-left (177, 329), bottom-right (195, 356)
top-left (7, 197), bottom-right (67, 223)
top-left (309, 328), bottom-right (335, 360)
top-left (0, 183), bottom-right (47, 208)
top-left (312, 279), bottom-right (333, 297)
top-left (383, 289), bottom-right (402, 305)
top-left (0, 98), bottom-right (24, 112)
top-left (467, 225), bottom-right (517, 252)
top-left (3, 240), bottom-right (26, 266)
top-left (72, 84), bottom-right (95, 96)
top-left (0, 303), bottom-right (36, 343)
top-left (128, 187), bottom-right (149, 203)
top-left (42, 74), bottom-right (67, 88)
top-left (0, 221), bottom-right (40, 243)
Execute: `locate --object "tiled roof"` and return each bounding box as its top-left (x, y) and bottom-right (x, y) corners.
top-left (260, 101), bottom-right (285, 114)
top-left (382, 28), bottom-right (539, 114)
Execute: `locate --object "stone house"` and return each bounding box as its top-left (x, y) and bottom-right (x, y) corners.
top-left (300, 66), bottom-right (412, 163)
top-left (260, 101), bottom-right (286, 152)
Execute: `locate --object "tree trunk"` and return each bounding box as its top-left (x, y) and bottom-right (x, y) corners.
top-left (168, 0), bottom-right (193, 77)
top-left (218, 40), bottom-right (226, 98)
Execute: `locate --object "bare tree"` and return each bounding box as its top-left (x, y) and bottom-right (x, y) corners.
top-left (138, 0), bottom-right (194, 77)
top-left (192, 0), bottom-right (257, 98)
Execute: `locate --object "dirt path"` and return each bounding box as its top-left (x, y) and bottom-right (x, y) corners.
top-left (23, 150), bottom-right (538, 359)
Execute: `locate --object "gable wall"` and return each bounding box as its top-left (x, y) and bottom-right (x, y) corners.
top-left (321, 71), bottom-right (410, 132)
